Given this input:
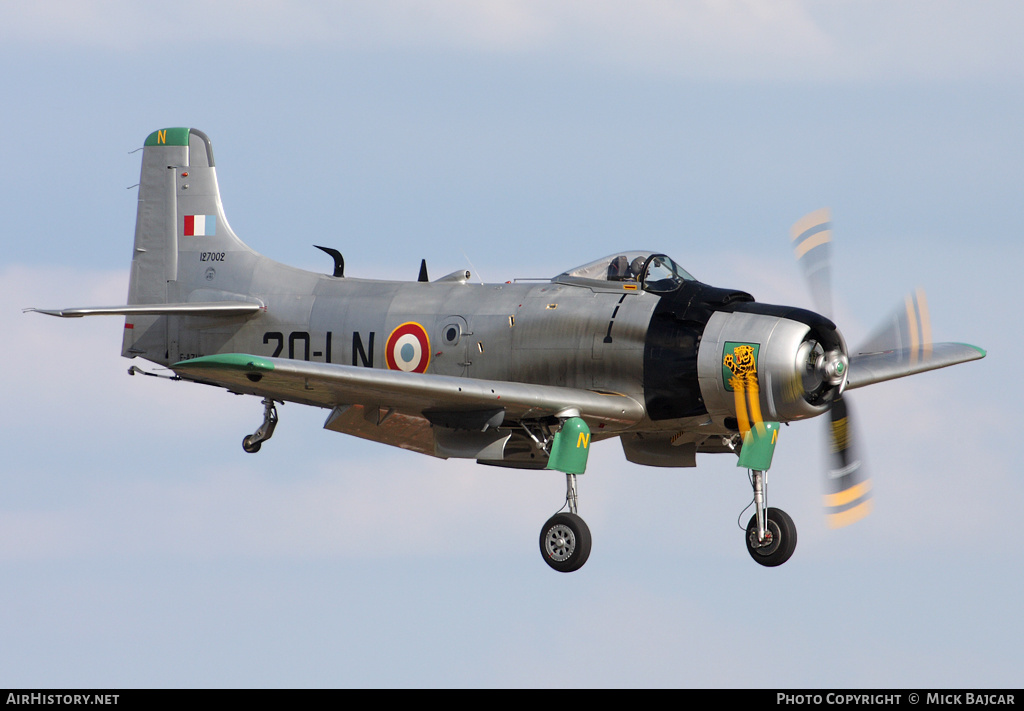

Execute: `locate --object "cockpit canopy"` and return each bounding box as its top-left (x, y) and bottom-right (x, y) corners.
top-left (557, 251), bottom-right (695, 293)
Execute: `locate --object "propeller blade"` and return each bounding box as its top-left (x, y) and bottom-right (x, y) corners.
top-left (789, 209), bottom-right (877, 528)
top-left (848, 288), bottom-right (983, 388)
top-left (823, 393), bottom-right (873, 528)
top-left (857, 287), bottom-right (931, 357)
top-left (791, 207), bottom-right (833, 319)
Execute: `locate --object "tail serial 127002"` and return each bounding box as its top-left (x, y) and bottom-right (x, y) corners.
top-left (29, 128), bottom-right (986, 572)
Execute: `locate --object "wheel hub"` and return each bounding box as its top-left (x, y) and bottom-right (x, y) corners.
top-left (544, 524), bottom-right (576, 562)
top-left (748, 529), bottom-right (772, 549)
top-left (748, 520), bottom-right (780, 555)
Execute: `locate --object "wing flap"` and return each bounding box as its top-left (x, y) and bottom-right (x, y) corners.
top-left (846, 342), bottom-right (986, 390)
top-left (172, 354), bottom-right (646, 428)
top-left (323, 403), bottom-right (438, 457)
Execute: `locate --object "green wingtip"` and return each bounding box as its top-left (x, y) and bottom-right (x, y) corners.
top-left (956, 343), bottom-right (987, 358)
top-left (173, 353), bottom-right (275, 371)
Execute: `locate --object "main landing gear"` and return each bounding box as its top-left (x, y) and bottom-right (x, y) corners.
top-left (526, 414), bottom-right (594, 573)
top-left (733, 422), bottom-right (797, 567)
top-left (242, 397), bottom-right (279, 453)
top-left (539, 473), bottom-right (592, 573)
top-left (743, 468), bottom-right (797, 567)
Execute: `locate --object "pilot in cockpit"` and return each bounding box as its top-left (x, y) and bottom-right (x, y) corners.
top-left (628, 256), bottom-right (645, 279)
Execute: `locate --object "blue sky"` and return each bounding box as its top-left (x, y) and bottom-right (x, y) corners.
top-left (1, 1), bottom-right (1019, 688)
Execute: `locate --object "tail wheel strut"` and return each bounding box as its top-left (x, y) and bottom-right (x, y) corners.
top-left (242, 397), bottom-right (279, 453)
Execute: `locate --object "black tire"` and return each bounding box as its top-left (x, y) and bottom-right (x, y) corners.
top-left (242, 435), bottom-right (261, 454)
top-left (539, 512), bottom-right (592, 573)
top-left (745, 507), bottom-right (797, 567)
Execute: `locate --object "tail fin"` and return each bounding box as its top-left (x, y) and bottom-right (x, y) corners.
top-left (123, 128), bottom-right (258, 361)
top-left (27, 129), bottom-right (263, 364)
top-left (127, 127), bottom-right (250, 304)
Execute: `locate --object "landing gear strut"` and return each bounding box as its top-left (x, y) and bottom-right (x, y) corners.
top-left (242, 397), bottom-right (278, 453)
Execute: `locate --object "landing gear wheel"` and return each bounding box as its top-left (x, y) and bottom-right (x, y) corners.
top-left (745, 507), bottom-right (797, 567)
top-left (242, 435), bottom-right (261, 454)
top-left (540, 512), bottom-right (592, 573)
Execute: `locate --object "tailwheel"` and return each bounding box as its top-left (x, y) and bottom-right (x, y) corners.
top-left (745, 507), bottom-right (797, 567)
top-left (242, 435), bottom-right (262, 453)
top-left (242, 397), bottom-right (278, 454)
top-left (539, 512), bottom-right (592, 573)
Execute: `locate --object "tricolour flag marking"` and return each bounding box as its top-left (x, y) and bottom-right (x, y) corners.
top-left (184, 215), bottom-right (216, 237)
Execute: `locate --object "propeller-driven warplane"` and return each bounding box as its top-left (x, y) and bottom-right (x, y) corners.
top-left (28, 128), bottom-right (986, 572)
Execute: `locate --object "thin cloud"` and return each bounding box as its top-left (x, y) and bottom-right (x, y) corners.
top-left (3, 1), bottom-right (1021, 81)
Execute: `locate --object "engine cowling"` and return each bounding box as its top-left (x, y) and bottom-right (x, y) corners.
top-left (697, 307), bottom-right (848, 426)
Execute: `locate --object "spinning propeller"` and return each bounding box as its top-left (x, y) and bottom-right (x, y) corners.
top-left (790, 208), bottom-right (904, 528)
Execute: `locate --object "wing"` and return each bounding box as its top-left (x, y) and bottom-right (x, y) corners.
top-left (172, 354), bottom-right (646, 457)
top-left (846, 342), bottom-right (986, 390)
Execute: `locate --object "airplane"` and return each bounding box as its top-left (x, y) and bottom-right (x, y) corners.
top-left (28, 127), bottom-right (986, 572)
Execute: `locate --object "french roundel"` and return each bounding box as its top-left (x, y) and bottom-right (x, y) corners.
top-left (385, 322), bottom-right (431, 373)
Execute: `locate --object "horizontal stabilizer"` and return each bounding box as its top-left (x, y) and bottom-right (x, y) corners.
top-left (846, 342), bottom-right (986, 390)
top-left (25, 302), bottom-right (263, 318)
top-left (172, 354), bottom-right (645, 429)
